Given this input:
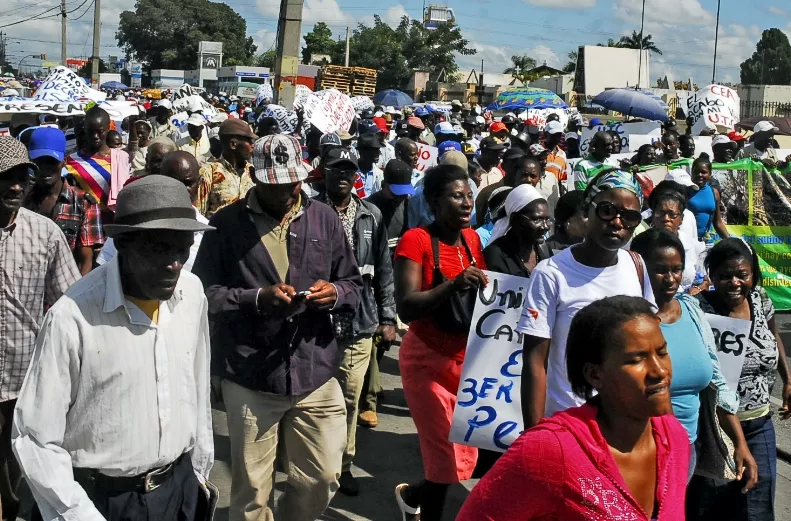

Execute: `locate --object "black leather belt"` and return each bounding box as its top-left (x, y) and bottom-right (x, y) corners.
top-left (73, 456), bottom-right (180, 494)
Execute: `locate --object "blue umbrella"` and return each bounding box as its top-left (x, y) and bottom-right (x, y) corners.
top-left (592, 88), bottom-right (669, 121)
top-left (373, 89), bottom-right (413, 107)
top-left (101, 80), bottom-right (129, 90)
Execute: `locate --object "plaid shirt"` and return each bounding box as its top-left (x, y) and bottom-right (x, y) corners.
top-left (23, 183), bottom-right (105, 253)
top-left (0, 208), bottom-right (80, 400)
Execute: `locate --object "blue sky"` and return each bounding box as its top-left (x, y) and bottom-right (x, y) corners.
top-left (1, 0), bottom-right (788, 84)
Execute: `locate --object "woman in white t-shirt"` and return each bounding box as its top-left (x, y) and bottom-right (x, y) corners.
top-left (517, 168), bottom-right (656, 428)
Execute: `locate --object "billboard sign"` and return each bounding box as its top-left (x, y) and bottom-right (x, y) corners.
top-left (199, 41), bottom-right (223, 54)
top-left (202, 54), bottom-right (221, 69)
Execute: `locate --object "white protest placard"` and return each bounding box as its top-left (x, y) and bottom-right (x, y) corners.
top-left (525, 108), bottom-right (568, 131)
top-left (350, 95), bottom-right (374, 113)
top-left (450, 271), bottom-right (530, 452)
top-left (170, 111), bottom-right (188, 128)
top-left (684, 85), bottom-right (740, 136)
top-left (173, 94), bottom-right (216, 116)
top-left (254, 83), bottom-right (274, 107)
top-left (415, 143), bottom-right (438, 172)
top-left (579, 121), bottom-right (661, 155)
top-left (302, 89), bottom-right (355, 134)
top-left (291, 84), bottom-right (312, 111)
top-left (705, 314), bottom-right (750, 392)
top-left (263, 104), bottom-right (298, 134)
top-left (32, 66), bottom-right (106, 103)
top-left (171, 83), bottom-right (193, 104)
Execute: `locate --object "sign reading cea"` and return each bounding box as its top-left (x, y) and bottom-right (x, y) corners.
top-left (449, 271), bottom-right (529, 452)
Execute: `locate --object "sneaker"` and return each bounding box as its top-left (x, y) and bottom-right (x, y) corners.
top-left (339, 470), bottom-right (360, 496)
top-left (395, 483), bottom-right (420, 521)
top-left (358, 410), bottom-right (378, 428)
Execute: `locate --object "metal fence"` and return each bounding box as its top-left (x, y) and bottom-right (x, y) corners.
top-left (740, 100), bottom-right (791, 119)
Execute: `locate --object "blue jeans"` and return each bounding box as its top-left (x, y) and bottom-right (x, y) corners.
top-left (686, 413), bottom-right (776, 521)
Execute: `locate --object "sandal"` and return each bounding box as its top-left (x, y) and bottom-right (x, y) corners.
top-left (395, 483), bottom-right (421, 521)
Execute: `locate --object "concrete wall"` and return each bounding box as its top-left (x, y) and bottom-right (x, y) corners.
top-left (529, 74), bottom-right (574, 95)
top-left (579, 46), bottom-right (650, 95)
top-left (738, 84), bottom-right (791, 118)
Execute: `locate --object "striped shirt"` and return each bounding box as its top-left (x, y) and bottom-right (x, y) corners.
top-left (0, 208), bottom-right (79, 401)
top-left (572, 154), bottom-right (621, 191)
top-left (12, 256), bottom-right (213, 521)
top-left (545, 145), bottom-right (568, 182)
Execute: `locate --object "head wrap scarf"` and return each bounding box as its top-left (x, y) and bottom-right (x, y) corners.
top-left (488, 184), bottom-right (545, 244)
top-left (584, 168), bottom-right (643, 206)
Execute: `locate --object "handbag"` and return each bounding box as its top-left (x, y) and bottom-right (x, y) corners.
top-left (694, 384), bottom-right (738, 481)
top-left (429, 230), bottom-right (477, 333)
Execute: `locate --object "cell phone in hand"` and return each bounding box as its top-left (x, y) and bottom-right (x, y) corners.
top-left (295, 290), bottom-right (312, 299)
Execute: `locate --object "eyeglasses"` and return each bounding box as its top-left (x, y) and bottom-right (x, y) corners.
top-left (591, 201), bottom-right (643, 228)
top-left (654, 210), bottom-right (681, 220)
top-left (516, 213), bottom-right (554, 227)
top-left (325, 167), bottom-right (358, 179)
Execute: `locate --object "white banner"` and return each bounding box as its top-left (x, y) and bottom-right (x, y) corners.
top-left (579, 121), bottom-right (662, 155)
top-left (705, 314), bottom-right (750, 392)
top-left (170, 111), bottom-right (188, 128)
top-left (302, 89), bottom-right (355, 134)
top-left (263, 104), bottom-right (298, 134)
top-left (526, 108), bottom-right (568, 132)
top-left (173, 94), bottom-right (216, 116)
top-left (415, 143), bottom-right (438, 172)
top-left (291, 84), bottom-right (313, 111)
top-left (171, 83), bottom-right (193, 103)
top-left (350, 95), bottom-right (375, 113)
top-left (684, 84), bottom-right (740, 136)
top-left (254, 83), bottom-right (274, 107)
top-left (450, 271), bottom-right (530, 452)
top-left (32, 66), bottom-right (106, 103)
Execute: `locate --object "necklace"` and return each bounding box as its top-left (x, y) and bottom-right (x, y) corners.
top-left (457, 246), bottom-right (465, 268)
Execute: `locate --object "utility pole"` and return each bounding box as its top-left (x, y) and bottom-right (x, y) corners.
top-left (712, 0), bottom-right (721, 83)
top-left (273, 0), bottom-right (304, 108)
top-left (91, 0), bottom-right (101, 86)
top-left (61, 0), bottom-right (67, 65)
top-left (344, 26), bottom-right (350, 67)
top-left (637, 0), bottom-right (646, 88)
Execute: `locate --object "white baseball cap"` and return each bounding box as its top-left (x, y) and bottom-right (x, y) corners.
top-left (754, 120), bottom-right (779, 133)
top-left (209, 112), bottom-right (228, 124)
top-left (711, 135), bottom-right (733, 147)
top-left (157, 99), bottom-right (172, 109)
top-left (187, 113), bottom-right (206, 127)
top-left (545, 120), bottom-right (564, 134)
top-left (665, 169), bottom-right (699, 191)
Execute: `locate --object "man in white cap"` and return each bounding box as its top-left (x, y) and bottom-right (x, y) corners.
top-left (13, 175), bottom-right (215, 521)
top-left (176, 114), bottom-right (211, 164)
top-left (737, 120), bottom-right (783, 166)
top-left (543, 120), bottom-right (568, 184)
top-left (149, 99), bottom-right (178, 139)
top-left (193, 134), bottom-right (362, 521)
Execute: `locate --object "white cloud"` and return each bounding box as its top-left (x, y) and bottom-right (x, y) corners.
top-left (769, 6), bottom-right (786, 17)
top-left (613, 0), bottom-right (714, 31)
top-left (524, 0), bottom-right (595, 7)
top-left (252, 29), bottom-right (276, 54)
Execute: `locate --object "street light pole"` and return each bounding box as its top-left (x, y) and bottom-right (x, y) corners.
top-left (18, 54), bottom-right (35, 76)
top-left (712, 0), bottom-right (721, 83)
top-left (637, 0), bottom-right (646, 88)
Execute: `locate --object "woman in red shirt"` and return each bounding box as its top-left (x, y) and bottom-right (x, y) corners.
top-left (456, 296), bottom-right (690, 521)
top-left (393, 163), bottom-right (487, 521)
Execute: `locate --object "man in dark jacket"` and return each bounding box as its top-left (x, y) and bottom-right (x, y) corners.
top-left (193, 134), bottom-right (362, 521)
top-left (314, 147), bottom-right (396, 496)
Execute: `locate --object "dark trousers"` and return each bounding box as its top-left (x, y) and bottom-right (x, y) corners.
top-left (0, 399), bottom-right (21, 520)
top-left (687, 413), bottom-right (777, 521)
top-left (32, 455), bottom-right (206, 521)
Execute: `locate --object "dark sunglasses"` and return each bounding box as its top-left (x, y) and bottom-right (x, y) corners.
top-left (325, 167), bottom-right (358, 179)
top-left (591, 201), bottom-right (642, 228)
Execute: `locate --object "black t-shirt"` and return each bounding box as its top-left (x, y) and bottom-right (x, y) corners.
top-left (483, 236), bottom-right (552, 278)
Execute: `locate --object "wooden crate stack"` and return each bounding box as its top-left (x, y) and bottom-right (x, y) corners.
top-left (317, 65), bottom-right (378, 97)
top-left (350, 67), bottom-right (377, 97)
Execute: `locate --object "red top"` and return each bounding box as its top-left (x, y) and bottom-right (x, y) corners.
top-left (394, 227), bottom-right (486, 359)
top-left (456, 403), bottom-right (690, 521)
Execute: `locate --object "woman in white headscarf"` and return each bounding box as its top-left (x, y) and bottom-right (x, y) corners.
top-left (483, 183), bottom-right (552, 278)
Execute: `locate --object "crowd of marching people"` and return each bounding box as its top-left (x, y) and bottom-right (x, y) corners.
top-left (0, 88), bottom-right (790, 521)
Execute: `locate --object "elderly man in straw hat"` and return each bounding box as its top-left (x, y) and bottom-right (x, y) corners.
top-left (13, 175), bottom-right (216, 521)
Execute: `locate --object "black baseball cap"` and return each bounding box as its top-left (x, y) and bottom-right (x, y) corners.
top-left (383, 159), bottom-right (415, 196)
top-left (324, 147), bottom-right (359, 170)
top-left (357, 133), bottom-right (384, 150)
top-left (479, 136), bottom-right (509, 151)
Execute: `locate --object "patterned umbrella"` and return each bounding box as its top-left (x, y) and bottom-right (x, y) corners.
top-left (487, 88), bottom-right (568, 111)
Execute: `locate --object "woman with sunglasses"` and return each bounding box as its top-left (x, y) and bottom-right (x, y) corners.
top-left (483, 184), bottom-right (552, 278)
top-left (517, 168), bottom-right (655, 428)
top-left (630, 229), bottom-right (757, 488)
top-left (688, 238), bottom-right (791, 521)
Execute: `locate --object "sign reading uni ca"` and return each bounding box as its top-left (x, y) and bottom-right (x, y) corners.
top-left (449, 271), bottom-right (530, 452)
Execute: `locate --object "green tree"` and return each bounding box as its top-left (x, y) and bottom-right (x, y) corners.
top-left (257, 50), bottom-right (277, 68)
top-left (116, 0), bottom-right (257, 70)
top-left (77, 59), bottom-right (108, 78)
top-left (302, 22), bottom-right (339, 64)
top-left (617, 30), bottom-right (663, 55)
top-left (597, 38), bottom-right (618, 47)
top-left (740, 28), bottom-right (791, 85)
top-left (503, 54), bottom-right (537, 85)
top-left (338, 15), bottom-right (476, 90)
top-left (563, 50), bottom-right (577, 73)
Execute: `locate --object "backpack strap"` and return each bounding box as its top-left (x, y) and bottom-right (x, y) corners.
top-left (628, 250), bottom-right (646, 295)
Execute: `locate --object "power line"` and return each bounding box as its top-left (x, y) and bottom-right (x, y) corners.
top-left (0, 5), bottom-right (62, 29)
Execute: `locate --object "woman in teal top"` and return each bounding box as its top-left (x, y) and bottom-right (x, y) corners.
top-left (630, 229), bottom-right (756, 484)
top-left (688, 154), bottom-right (730, 243)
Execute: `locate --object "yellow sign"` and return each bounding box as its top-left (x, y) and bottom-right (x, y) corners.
top-left (42, 61), bottom-right (60, 68)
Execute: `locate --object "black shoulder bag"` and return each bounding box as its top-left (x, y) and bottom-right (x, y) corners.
top-left (429, 229), bottom-right (477, 333)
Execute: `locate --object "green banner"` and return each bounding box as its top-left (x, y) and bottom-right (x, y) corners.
top-left (727, 225), bottom-right (791, 310)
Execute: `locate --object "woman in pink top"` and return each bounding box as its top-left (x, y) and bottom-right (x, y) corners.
top-left (457, 295), bottom-right (689, 521)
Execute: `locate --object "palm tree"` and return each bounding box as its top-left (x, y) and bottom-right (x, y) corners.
top-left (563, 50), bottom-right (578, 73)
top-left (597, 38), bottom-right (618, 48)
top-left (504, 54), bottom-right (537, 85)
top-left (617, 30), bottom-right (663, 55)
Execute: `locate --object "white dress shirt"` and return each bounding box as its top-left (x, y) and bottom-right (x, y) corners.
top-left (12, 256), bottom-right (213, 521)
top-left (96, 207), bottom-right (208, 271)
